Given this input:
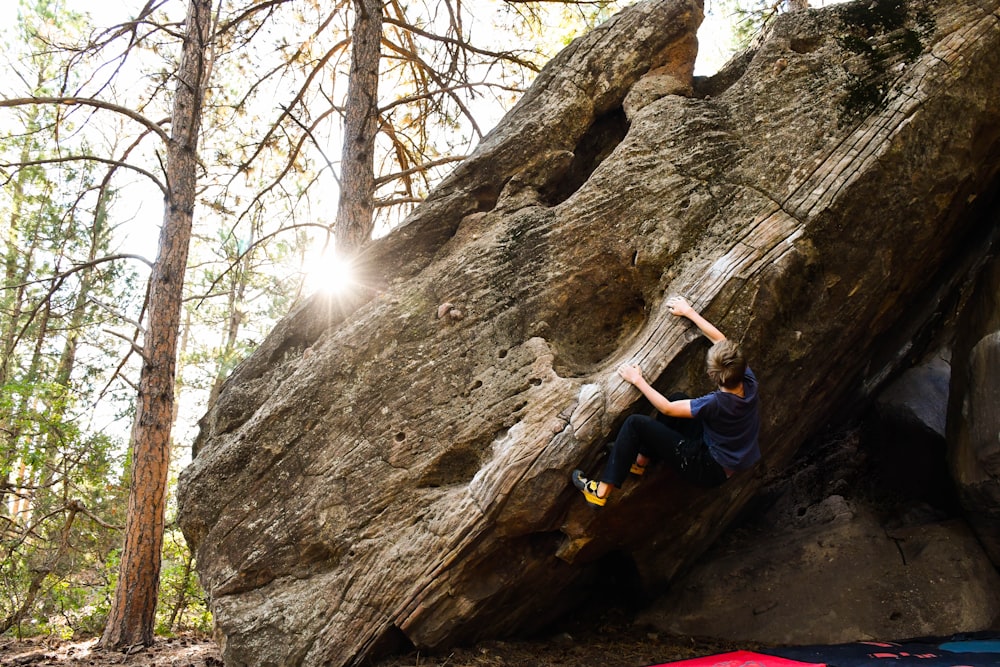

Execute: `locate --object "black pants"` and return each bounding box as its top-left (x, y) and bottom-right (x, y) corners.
top-left (600, 394), bottom-right (727, 489)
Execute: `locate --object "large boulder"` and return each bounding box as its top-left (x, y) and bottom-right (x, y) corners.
top-left (177, 1), bottom-right (1000, 665)
top-left (949, 253), bottom-right (1000, 564)
top-left (871, 350), bottom-right (953, 503)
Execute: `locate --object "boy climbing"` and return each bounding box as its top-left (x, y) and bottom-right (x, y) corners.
top-left (572, 296), bottom-right (761, 507)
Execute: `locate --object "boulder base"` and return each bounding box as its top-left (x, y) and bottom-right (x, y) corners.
top-left (639, 509), bottom-right (1000, 645)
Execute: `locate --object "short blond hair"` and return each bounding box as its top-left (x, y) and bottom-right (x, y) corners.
top-left (706, 339), bottom-right (746, 389)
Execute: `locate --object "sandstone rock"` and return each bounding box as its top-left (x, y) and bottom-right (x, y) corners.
top-left (877, 352), bottom-right (950, 440)
top-left (622, 31), bottom-right (698, 118)
top-left (177, 1), bottom-right (1000, 665)
top-left (637, 509), bottom-right (1000, 645)
top-left (871, 350), bottom-right (953, 504)
top-left (948, 253), bottom-right (1000, 565)
top-left (638, 425), bottom-right (1000, 647)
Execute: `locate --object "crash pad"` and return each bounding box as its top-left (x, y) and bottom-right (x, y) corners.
top-left (772, 633), bottom-right (1000, 666)
top-left (653, 650), bottom-right (825, 666)
top-left (654, 634), bottom-right (1000, 666)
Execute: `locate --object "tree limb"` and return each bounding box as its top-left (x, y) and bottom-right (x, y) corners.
top-left (89, 296), bottom-right (148, 334)
top-left (0, 97), bottom-right (169, 143)
top-left (382, 17), bottom-right (541, 72)
top-left (374, 155), bottom-right (466, 186)
top-left (103, 328), bottom-right (149, 363)
top-left (0, 154), bottom-right (167, 196)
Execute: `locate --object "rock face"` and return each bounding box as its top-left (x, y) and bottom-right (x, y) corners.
top-left (177, 1), bottom-right (1000, 665)
top-left (638, 427), bottom-right (1000, 645)
top-left (640, 510), bottom-right (1000, 645)
top-left (949, 253), bottom-right (1000, 564)
top-left (872, 350), bottom-right (953, 504)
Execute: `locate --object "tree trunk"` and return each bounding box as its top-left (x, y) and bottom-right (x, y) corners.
top-left (207, 250), bottom-right (249, 409)
top-left (0, 143), bottom-right (44, 512)
top-left (99, 0), bottom-right (213, 650)
top-left (333, 0), bottom-right (382, 255)
top-left (7, 289), bottom-right (53, 525)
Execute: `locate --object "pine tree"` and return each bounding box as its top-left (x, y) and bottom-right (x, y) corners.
top-left (99, 0), bottom-right (215, 648)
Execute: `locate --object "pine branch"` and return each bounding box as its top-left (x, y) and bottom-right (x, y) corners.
top-left (0, 154), bottom-right (167, 195)
top-left (0, 97), bottom-right (169, 143)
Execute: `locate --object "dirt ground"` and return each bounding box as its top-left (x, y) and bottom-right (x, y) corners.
top-left (0, 612), bottom-right (748, 666)
top-left (0, 634), bottom-right (222, 666)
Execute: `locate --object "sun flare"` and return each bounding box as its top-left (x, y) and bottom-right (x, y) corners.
top-left (305, 251), bottom-right (355, 295)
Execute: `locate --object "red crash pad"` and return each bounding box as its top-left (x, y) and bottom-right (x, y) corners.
top-left (653, 650), bottom-right (826, 667)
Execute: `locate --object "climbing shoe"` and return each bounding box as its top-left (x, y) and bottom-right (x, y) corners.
top-left (571, 469), bottom-right (606, 507)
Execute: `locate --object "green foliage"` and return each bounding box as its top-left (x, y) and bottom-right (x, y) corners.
top-left (709, 0), bottom-right (785, 53)
top-left (0, 422), bottom-right (127, 636)
top-left (156, 531), bottom-right (211, 636)
top-left (0, 0), bottom-right (143, 639)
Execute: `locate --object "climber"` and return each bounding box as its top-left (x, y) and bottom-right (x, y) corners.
top-left (572, 296), bottom-right (761, 507)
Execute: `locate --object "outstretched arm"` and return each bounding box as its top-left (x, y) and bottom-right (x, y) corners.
top-left (618, 364), bottom-right (692, 418)
top-left (667, 296), bottom-right (726, 343)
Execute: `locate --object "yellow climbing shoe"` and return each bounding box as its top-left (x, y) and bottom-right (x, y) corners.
top-left (571, 469), bottom-right (606, 507)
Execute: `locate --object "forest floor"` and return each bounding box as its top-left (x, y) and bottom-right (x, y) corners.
top-left (0, 610), bottom-right (751, 666)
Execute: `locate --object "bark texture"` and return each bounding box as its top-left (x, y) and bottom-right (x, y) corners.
top-left (177, 1), bottom-right (1000, 665)
top-left (334, 0), bottom-right (383, 254)
top-left (101, 0), bottom-right (213, 650)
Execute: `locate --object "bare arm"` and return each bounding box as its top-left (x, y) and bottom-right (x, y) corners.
top-left (667, 296), bottom-right (726, 343)
top-left (618, 364), bottom-right (692, 418)
top-left (616, 297), bottom-right (723, 416)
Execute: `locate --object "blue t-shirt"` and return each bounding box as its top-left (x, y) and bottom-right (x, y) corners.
top-left (689, 367), bottom-right (761, 471)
